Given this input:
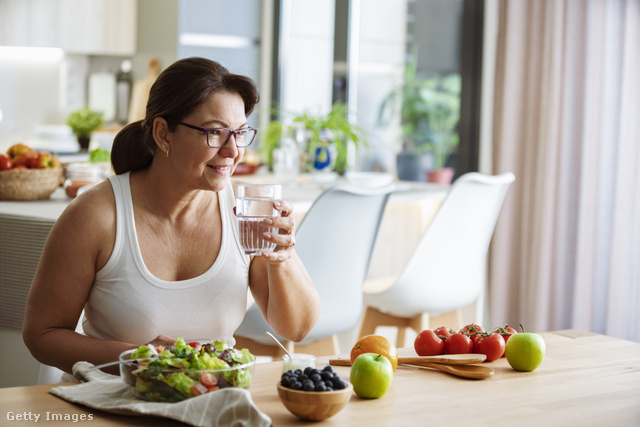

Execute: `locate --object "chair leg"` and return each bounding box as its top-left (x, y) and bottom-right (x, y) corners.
top-left (359, 306), bottom-right (381, 337)
top-left (429, 309), bottom-right (463, 331)
top-left (291, 335), bottom-right (340, 357)
top-left (396, 327), bottom-right (407, 348)
top-left (233, 336), bottom-right (286, 358)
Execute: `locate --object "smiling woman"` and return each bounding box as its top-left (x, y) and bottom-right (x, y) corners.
top-left (22, 57), bottom-right (320, 380)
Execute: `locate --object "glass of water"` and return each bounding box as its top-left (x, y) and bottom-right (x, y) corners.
top-left (235, 184), bottom-right (282, 255)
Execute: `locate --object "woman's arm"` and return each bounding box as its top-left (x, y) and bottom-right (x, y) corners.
top-left (248, 199), bottom-right (320, 342)
top-left (21, 182), bottom-right (166, 374)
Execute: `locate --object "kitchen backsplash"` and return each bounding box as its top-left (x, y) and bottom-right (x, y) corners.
top-left (0, 48), bottom-right (129, 154)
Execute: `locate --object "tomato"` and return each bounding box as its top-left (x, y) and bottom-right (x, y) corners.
top-left (493, 325), bottom-right (517, 357)
top-left (474, 333), bottom-right (506, 362)
top-left (444, 333), bottom-right (473, 354)
top-left (199, 372), bottom-right (218, 388)
top-left (188, 341), bottom-right (202, 352)
top-left (414, 329), bottom-right (444, 356)
top-left (0, 154), bottom-right (12, 171)
top-left (460, 323), bottom-right (485, 346)
top-left (190, 383), bottom-right (208, 396)
top-left (433, 326), bottom-right (453, 339)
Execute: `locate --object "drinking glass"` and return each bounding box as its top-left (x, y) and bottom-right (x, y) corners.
top-left (282, 353), bottom-right (316, 374)
top-left (235, 184), bottom-right (282, 255)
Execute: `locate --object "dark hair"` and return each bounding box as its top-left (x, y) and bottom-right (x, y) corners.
top-left (111, 57), bottom-right (260, 174)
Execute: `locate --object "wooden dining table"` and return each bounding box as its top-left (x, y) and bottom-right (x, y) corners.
top-left (1, 330), bottom-right (639, 426)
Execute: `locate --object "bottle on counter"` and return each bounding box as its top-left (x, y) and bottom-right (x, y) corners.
top-left (116, 60), bottom-right (133, 125)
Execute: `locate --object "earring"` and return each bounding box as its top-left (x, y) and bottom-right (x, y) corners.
top-left (162, 146), bottom-right (169, 157)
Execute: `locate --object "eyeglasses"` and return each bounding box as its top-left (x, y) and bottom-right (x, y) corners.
top-left (167, 119), bottom-right (257, 148)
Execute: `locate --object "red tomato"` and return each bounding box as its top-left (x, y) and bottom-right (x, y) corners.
top-left (0, 154), bottom-right (12, 171)
top-left (190, 383), bottom-right (208, 396)
top-left (474, 333), bottom-right (506, 362)
top-left (460, 323), bottom-right (485, 336)
top-left (493, 325), bottom-right (517, 356)
top-left (188, 341), bottom-right (202, 352)
top-left (199, 372), bottom-right (218, 388)
top-left (460, 323), bottom-right (485, 346)
top-left (414, 329), bottom-right (445, 356)
top-left (433, 326), bottom-right (453, 339)
top-left (444, 333), bottom-right (473, 354)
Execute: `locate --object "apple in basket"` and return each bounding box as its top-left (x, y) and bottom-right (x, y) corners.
top-left (7, 143), bottom-right (36, 168)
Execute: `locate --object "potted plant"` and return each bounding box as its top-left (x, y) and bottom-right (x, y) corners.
top-left (260, 103), bottom-right (368, 176)
top-left (378, 45), bottom-right (461, 183)
top-left (66, 107), bottom-right (104, 150)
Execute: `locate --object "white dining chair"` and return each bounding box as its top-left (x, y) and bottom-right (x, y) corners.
top-left (234, 181), bottom-right (395, 357)
top-left (359, 172), bottom-right (515, 346)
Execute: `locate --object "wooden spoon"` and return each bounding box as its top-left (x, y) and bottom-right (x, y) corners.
top-left (329, 353), bottom-right (487, 367)
top-left (400, 363), bottom-right (494, 380)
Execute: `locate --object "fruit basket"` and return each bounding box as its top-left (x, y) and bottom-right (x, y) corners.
top-left (0, 168), bottom-right (64, 201)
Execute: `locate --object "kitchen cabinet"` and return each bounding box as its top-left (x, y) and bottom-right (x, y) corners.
top-left (0, 0), bottom-right (137, 55)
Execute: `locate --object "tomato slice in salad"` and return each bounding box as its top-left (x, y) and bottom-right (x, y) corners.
top-left (190, 383), bottom-right (208, 396)
top-left (200, 372), bottom-right (218, 388)
top-left (188, 341), bottom-right (202, 352)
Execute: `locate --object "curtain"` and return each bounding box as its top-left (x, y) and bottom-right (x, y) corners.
top-left (489, 0), bottom-right (640, 342)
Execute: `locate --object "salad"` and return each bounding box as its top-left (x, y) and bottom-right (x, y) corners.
top-left (121, 338), bottom-right (256, 402)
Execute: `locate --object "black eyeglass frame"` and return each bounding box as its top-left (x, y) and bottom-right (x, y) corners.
top-left (165, 118), bottom-right (257, 148)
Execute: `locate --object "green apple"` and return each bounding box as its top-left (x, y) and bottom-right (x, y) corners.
top-left (505, 332), bottom-right (546, 371)
top-left (350, 353), bottom-right (393, 399)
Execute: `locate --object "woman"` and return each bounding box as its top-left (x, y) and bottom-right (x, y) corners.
top-left (23, 57), bottom-right (320, 375)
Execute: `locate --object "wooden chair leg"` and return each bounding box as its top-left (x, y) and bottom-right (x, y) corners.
top-left (396, 327), bottom-right (407, 348)
top-left (291, 335), bottom-right (340, 357)
top-left (429, 309), bottom-right (463, 331)
top-left (233, 336), bottom-right (285, 358)
top-left (359, 306), bottom-right (382, 337)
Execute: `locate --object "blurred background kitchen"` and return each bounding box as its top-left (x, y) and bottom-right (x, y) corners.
top-left (0, 0), bottom-right (474, 180)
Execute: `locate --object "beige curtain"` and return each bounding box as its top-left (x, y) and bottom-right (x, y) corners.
top-left (489, 0), bottom-right (640, 342)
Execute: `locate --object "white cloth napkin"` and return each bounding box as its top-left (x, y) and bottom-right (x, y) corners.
top-left (49, 362), bottom-right (272, 427)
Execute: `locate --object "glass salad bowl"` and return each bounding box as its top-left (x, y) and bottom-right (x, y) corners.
top-left (119, 338), bottom-right (256, 402)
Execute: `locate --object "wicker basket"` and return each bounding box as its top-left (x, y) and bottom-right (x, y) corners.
top-left (0, 168), bottom-right (65, 201)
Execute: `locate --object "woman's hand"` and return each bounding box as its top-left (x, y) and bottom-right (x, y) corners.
top-left (261, 199), bottom-right (296, 263)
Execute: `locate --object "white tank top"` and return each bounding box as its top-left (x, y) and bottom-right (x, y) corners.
top-left (82, 172), bottom-right (250, 346)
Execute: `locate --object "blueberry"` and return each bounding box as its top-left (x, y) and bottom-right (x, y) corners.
top-left (303, 381), bottom-right (315, 391)
top-left (333, 380), bottom-right (347, 390)
top-left (291, 381), bottom-right (303, 390)
top-left (315, 383), bottom-right (327, 392)
top-left (310, 373), bottom-right (322, 382)
top-left (281, 377), bottom-right (291, 387)
top-left (322, 365), bottom-right (334, 373)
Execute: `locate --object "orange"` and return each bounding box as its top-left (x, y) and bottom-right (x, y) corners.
top-left (350, 334), bottom-right (398, 371)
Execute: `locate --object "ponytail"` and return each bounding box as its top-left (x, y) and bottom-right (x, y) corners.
top-left (110, 121), bottom-right (155, 174)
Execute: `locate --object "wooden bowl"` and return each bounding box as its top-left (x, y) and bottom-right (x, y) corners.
top-left (277, 381), bottom-right (353, 421)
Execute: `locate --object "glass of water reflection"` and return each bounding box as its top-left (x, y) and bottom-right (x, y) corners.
top-left (235, 184), bottom-right (282, 255)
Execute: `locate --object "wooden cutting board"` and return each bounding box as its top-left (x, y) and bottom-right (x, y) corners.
top-left (127, 57), bottom-right (161, 123)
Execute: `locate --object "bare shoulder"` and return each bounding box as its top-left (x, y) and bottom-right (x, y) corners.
top-left (60, 180), bottom-right (115, 227)
top-left (50, 180), bottom-right (116, 261)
